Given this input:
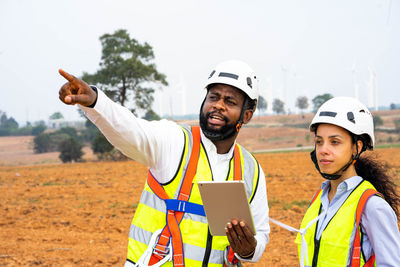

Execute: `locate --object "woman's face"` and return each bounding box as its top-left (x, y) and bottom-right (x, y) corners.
top-left (314, 123), bottom-right (357, 176)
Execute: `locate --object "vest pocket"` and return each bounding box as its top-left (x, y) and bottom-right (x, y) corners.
top-left (318, 240), bottom-right (348, 266)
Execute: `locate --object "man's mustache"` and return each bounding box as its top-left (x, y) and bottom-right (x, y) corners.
top-left (206, 111), bottom-right (229, 123)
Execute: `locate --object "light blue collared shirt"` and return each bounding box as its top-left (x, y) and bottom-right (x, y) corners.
top-left (316, 176), bottom-right (400, 266)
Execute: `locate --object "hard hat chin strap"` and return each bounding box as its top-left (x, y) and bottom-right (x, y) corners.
top-left (310, 141), bottom-right (363, 181)
top-left (234, 98), bottom-right (248, 133)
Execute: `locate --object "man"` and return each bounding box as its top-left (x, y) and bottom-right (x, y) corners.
top-left (58, 60), bottom-right (269, 266)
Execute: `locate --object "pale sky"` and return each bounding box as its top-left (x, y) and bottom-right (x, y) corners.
top-left (1, 0), bottom-right (399, 125)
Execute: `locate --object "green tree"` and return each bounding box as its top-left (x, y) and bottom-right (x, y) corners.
top-left (143, 109), bottom-right (161, 121)
top-left (91, 132), bottom-right (127, 161)
top-left (296, 96), bottom-right (309, 114)
top-left (373, 115), bottom-right (383, 130)
top-left (58, 127), bottom-right (79, 139)
top-left (0, 112), bottom-right (19, 136)
top-left (272, 99), bottom-right (285, 114)
top-left (59, 137), bottom-right (83, 163)
top-left (33, 128), bottom-right (78, 154)
top-left (394, 119), bottom-right (400, 133)
top-left (82, 29), bottom-right (168, 114)
top-left (0, 112), bottom-right (7, 126)
top-left (49, 112), bottom-right (64, 120)
top-left (312, 93), bottom-right (334, 113)
top-left (31, 124), bottom-right (46, 136)
top-left (33, 133), bottom-right (52, 153)
top-left (257, 95), bottom-right (268, 114)
top-left (91, 132), bottom-right (113, 155)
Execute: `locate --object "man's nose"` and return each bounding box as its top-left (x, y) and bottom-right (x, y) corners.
top-left (214, 98), bottom-right (226, 110)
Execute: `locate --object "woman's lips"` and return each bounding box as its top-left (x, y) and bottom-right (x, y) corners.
top-left (320, 159), bottom-right (333, 165)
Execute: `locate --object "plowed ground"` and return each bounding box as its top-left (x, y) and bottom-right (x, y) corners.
top-left (1, 148), bottom-right (400, 266)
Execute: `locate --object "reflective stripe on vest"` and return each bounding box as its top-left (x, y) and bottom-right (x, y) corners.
top-left (295, 180), bottom-right (378, 267)
top-left (126, 125), bottom-right (260, 266)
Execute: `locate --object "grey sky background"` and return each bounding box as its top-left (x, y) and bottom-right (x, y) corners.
top-left (0, 0), bottom-right (399, 125)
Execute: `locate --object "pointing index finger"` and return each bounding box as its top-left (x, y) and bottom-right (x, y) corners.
top-left (59, 69), bottom-right (76, 83)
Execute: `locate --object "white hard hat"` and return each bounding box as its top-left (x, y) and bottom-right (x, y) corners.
top-left (205, 60), bottom-right (259, 102)
top-left (310, 97), bottom-right (375, 149)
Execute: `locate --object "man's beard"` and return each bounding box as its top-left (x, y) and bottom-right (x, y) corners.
top-left (199, 110), bottom-right (237, 141)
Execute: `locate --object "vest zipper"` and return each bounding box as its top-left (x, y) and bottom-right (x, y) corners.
top-left (202, 228), bottom-right (213, 266)
top-left (312, 239), bottom-right (320, 267)
top-left (312, 205), bottom-right (323, 267)
top-left (311, 182), bottom-right (363, 266)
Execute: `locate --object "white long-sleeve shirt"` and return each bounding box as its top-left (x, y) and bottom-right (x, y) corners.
top-left (80, 89), bottom-right (270, 262)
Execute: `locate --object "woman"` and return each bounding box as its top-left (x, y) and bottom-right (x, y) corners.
top-left (296, 97), bottom-right (400, 267)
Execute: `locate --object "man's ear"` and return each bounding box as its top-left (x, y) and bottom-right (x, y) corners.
top-left (243, 109), bottom-right (254, 124)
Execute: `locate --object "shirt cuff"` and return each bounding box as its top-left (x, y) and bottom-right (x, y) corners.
top-left (86, 86), bottom-right (98, 108)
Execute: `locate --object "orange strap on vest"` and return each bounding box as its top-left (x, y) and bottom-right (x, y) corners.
top-left (146, 126), bottom-right (242, 266)
top-left (147, 126), bottom-right (201, 266)
top-left (350, 188), bottom-right (380, 267)
top-left (310, 189), bottom-right (322, 206)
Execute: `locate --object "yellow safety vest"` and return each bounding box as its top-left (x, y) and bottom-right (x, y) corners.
top-left (126, 125), bottom-right (260, 266)
top-left (296, 180), bottom-right (377, 267)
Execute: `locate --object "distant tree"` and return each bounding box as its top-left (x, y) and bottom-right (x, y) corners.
top-left (143, 109), bottom-right (161, 121)
top-left (390, 103), bottom-right (397, 110)
top-left (373, 115), bottom-right (383, 130)
top-left (92, 132), bottom-right (113, 155)
top-left (33, 130), bottom-right (74, 154)
top-left (2, 117), bottom-right (18, 130)
top-left (312, 93), bottom-right (333, 113)
top-left (394, 119), bottom-right (400, 133)
top-left (0, 112), bottom-right (7, 126)
top-left (82, 29), bottom-right (168, 114)
top-left (80, 119), bottom-right (99, 143)
top-left (58, 127), bottom-right (79, 139)
top-left (33, 133), bottom-right (52, 153)
top-left (272, 99), bottom-right (285, 114)
top-left (49, 112), bottom-right (64, 120)
top-left (296, 96), bottom-right (309, 114)
top-left (31, 124), bottom-right (46, 136)
top-left (0, 112), bottom-right (19, 136)
top-left (34, 120), bottom-right (46, 126)
top-left (58, 137), bottom-right (83, 163)
top-left (257, 95), bottom-right (268, 114)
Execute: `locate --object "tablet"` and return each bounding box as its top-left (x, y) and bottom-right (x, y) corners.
top-left (197, 180), bottom-right (255, 236)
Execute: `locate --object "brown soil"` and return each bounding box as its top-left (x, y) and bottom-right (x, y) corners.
top-left (0, 110), bottom-right (399, 266)
top-left (1, 148), bottom-right (400, 266)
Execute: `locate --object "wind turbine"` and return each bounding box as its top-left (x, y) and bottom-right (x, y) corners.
top-left (366, 66), bottom-right (378, 111)
top-left (176, 74), bottom-right (186, 115)
top-left (351, 61), bottom-right (359, 100)
top-left (291, 64), bottom-right (304, 113)
top-left (346, 60), bottom-right (360, 100)
top-left (265, 76), bottom-right (273, 114)
top-left (154, 81), bottom-right (164, 117)
top-left (281, 65), bottom-right (288, 107)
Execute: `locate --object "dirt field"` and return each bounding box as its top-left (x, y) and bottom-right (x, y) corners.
top-left (1, 148), bottom-right (400, 266)
top-left (0, 110), bottom-right (399, 266)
